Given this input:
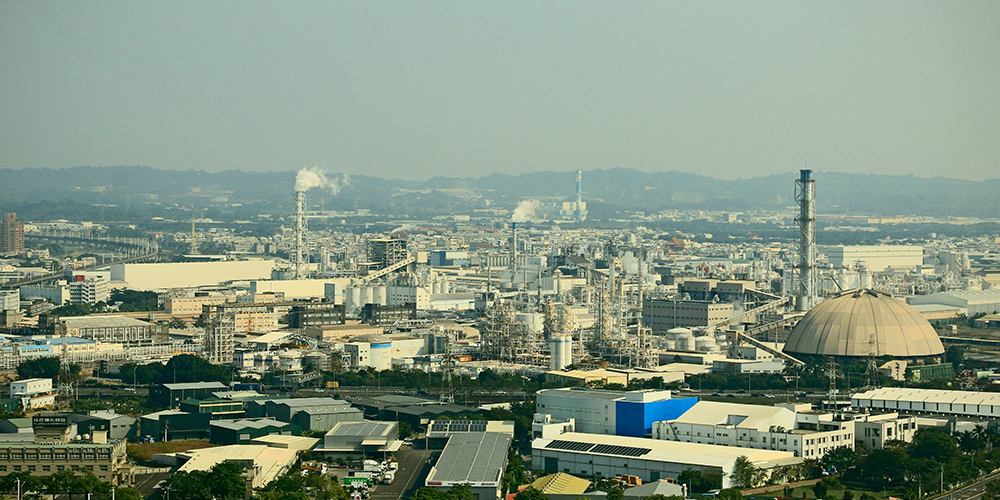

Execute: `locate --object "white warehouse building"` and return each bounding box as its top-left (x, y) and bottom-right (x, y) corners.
top-left (852, 387), bottom-right (1000, 419)
top-left (822, 245), bottom-right (923, 271)
top-left (532, 431), bottom-right (798, 489)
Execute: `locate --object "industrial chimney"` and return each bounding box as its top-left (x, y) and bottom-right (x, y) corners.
top-left (794, 169), bottom-right (816, 311)
top-left (294, 190), bottom-right (306, 279)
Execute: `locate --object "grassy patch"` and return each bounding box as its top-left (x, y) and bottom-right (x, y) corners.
top-left (127, 439), bottom-right (218, 462)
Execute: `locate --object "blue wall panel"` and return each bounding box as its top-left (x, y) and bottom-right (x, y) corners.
top-left (615, 397), bottom-right (698, 437)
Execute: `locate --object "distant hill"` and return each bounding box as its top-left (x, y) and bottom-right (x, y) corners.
top-left (1, 166), bottom-right (997, 219)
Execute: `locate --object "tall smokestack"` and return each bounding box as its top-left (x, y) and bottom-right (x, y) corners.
top-left (511, 222), bottom-right (518, 285)
top-left (576, 170), bottom-right (582, 222)
top-left (294, 191), bottom-right (306, 279)
top-left (795, 169), bottom-right (816, 311)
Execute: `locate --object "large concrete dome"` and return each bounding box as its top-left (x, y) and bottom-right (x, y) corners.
top-left (784, 289), bottom-right (945, 359)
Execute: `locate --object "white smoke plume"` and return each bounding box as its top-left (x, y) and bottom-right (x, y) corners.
top-left (294, 166), bottom-right (349, 195)
top-left (511, 200), bottom-right (540, 223)
top-left (620, 251), bottom-right (640, 275)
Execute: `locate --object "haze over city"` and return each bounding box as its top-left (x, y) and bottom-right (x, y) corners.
top-left (2, 2), bottom-right (998, 181)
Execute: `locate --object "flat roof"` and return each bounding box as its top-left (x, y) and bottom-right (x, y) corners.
top-left (668, 401), bottom-right (792, 430)
top-left (537, 387), bottom-right (627, 401)
top-left (325, 421), bottom-right (396, 438)
top-left (533, 432), bottom-right (794, 468)
top-left (274, 397), bottom-right (350, 408)
top-left (427, 432), bottom-right (512, 486)
top-left (176, 444), bottom-right (298, 488)
top-left (59, 315), bottom-right (152, 328)
top-left (162, 382), bottom-right (228, 391)
top-left (853, 387), bottom-right (1000, 406)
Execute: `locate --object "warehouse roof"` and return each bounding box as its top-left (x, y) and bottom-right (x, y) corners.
top-left (427, 432), bottom-right (512, 486)
top-left (210, 418), bottom-right (289, 431)
top-left (667, 401), bottom-right (793, 431)
top-left (161, 382), bottom-right (228, 391)
top-left (533, 432), bottom-right (794, 469)
top-left (852, 387), bottom-right (1000, 406)
top-left (58, 315), bottom-right (153, 328)
top-left (325, 421), bottom-right (396, 439)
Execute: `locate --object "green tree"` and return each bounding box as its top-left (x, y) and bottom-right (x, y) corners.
top-left (515, 487), bottom-right (549, 500)
top-left (718, 488), bottom-right (744, 500)
top-left (822, 446), bottom-right (858, 474)
top-left (168, 317), bottom-right (188, 329)
top-left (16, 356), bottom-right (61, 379)
top-left (607, 488), bottom-right (625, 500)
top-left (812, 480), bottom-right (829, 499)
top-left (678, 468), bottom-right (723, 494)
top-left (729, 456), bottom-right (760, 489)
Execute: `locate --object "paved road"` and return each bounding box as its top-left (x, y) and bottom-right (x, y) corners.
top-left (134, 472), bottom-right (172, 499)
top-left (370, 444), bottom-right (432, 500)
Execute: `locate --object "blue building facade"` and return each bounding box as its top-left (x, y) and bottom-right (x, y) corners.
top-left (615, 396), bottom-right (698, 437)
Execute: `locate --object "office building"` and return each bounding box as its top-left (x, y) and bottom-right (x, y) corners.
top-left (0, 414), bottom-right (131, 484)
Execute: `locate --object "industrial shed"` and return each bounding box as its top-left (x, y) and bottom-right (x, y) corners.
top-left (852, 388), bottom-right (1000, 418)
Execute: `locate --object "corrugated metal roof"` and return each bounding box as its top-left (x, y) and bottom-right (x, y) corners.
top-left (428, 432), bottom-right (511, 484)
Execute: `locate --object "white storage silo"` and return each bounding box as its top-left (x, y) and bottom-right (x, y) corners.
top-left (550, 336), bottom-right (573, 370)
top-left (695, 336), bottom-right (718, 353)
top-left (369, 335), bottom-right (393, 370)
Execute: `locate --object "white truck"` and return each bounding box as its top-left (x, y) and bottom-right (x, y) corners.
top-left (382, 471), bottom-right (395, 484)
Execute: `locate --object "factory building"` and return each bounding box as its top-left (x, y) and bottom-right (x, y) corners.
top-left (288, 302), bottom-right (346, 328)
top-left (822, 245), bottom-right (924, 271)
top-left (851, 388), bottom-right (1000, 419)
top-left (642, 299), bottom-right (734, 331)
top-left (908, 289), bottom-right (1000, 317)
top-left (154, 443), bottom-right (299, 491)
top-left (109, 259), bottom-right (275, 291)
top-left (531, 431), bottom-right (797, 489)
top-left (367, 239), bottom-right (408, 269)
top-left (652, 401), bottom-right (854, 459)
top-left (209, 418), bottom-right (295, 445)
top-left (0, 414), bottom-right (131, 484)
top-left (0, 290), bottom-right (19, 311)
top-left (316, 421), bottom-right (399, 459)
top-left (42, 315), bottom-right (169, 347)
top-left (164, 294), bottom-right (231, 315)
top-left (68, 278), bottom-right (110, 305)
top-left (11, 378), bottom-right (56, 410)
top-left (425, 420), bottom-right (514, 500)
top-left (150, 382), bottom-right (228, 409)
top-left (536, 388), bottom-right (698, 438)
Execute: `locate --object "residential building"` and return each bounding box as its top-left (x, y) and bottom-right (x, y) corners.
top-left (68, 278), bottom-right (110, 305)
top-left (0, 213), bottom-right (25, 254)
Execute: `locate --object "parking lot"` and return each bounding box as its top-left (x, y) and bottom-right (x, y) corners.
top-left (335, 443), bottom-right (432, 500)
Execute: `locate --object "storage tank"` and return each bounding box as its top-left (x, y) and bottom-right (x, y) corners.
top-left (346, 287), bottom-right (362, 311)
top-left (695, 336), bottom-right (718, 353)
top-left (361, 286), bottom-right (374, 305)
top-left (666, 327), bottom-right (692, 340)
top-left (662, 339), bottom-right (676, 350)
top-left (369, 335), bottom-right (393, 370)
top-left (432, 281), bottom-right (441, 294)
top-left (550, 336), bottom-right (573, 370)
top-left (303, 351), bottom-right (329, 371)
top-left (373, 285), bottom-right (387, 306)
top-left (278, 351), bottom-right (302, 371)
top-left (516, 313), bottom-right (544, 334)
top-left (676, 332), bottom-right (694, 351)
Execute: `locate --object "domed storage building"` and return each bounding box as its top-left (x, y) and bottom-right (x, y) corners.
top-left (783, 288), bottom-right (945, 361)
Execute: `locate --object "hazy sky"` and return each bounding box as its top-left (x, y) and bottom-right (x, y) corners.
top-left (1, 2), bottom-right (997, 180)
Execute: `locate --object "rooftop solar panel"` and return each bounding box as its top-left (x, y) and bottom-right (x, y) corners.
top-left (590, 444), bottom-right (651, 457)
top-left (546, 440), bottom-right (595, 452)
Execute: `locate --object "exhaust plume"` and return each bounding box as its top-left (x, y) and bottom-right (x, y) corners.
top-left (511, 200), bottom-right (540, 223)
top-left (294, 166), bottom-right (349, 194)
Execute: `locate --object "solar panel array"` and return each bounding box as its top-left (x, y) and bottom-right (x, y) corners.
top-left (546, 440), bottom-right (596, 452)
top-left (591, 444), bottom-right (651, 457)
top-left (430, 420), bottom-right (491, 433)
top-left (546, 440), bottom-right (651, 457)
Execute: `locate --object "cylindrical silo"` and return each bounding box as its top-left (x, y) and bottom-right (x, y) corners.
top-left (369, 335), bottom-right (392, 370)
top-left (695, 336), bottom-right (718, 353)
top-left (550, 336), bottom-right (573, 370)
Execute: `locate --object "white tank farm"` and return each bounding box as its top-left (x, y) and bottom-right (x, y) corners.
top-left (675, 333), bottom-right (694, 351)
top-left (346, 287), bottom-right (362, 311)
top-left (303, 351), bottom-right (329, 371)
top-left (550, 336), bottom-right (573, 370)
top-left (373, 285), bottom-right (387, 306)
top-left (662, 339), bottom-right (676, 350)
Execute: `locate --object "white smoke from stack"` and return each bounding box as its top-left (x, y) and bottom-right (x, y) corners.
top-left (511, 200), bottom-right (540, 223)
top-left (295, 166), bottom-right (348, 195)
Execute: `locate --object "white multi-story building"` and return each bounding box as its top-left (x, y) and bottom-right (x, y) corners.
top-left (11, 378), bottom-right (56, 409)
top-left (0, 289), bottom-right (19, 311)
top-left (854, 412), bottom-right (918, 450)
top-left (69, 278), bottom-right (110, 305)
top-left (652, 401), bottom-right (855, 459)
top-left (386, 285), bottom-right (430, 309)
